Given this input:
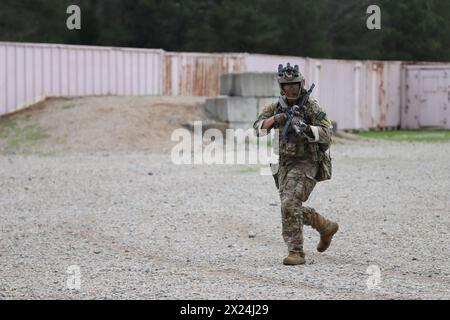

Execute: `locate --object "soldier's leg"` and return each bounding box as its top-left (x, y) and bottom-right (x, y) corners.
top-left (280, 195), bottom-right (306, 265)
top-left (278, 164), bottom-right (306, 265)
top-left (291, 162), bottom-right (339, 253)
top-left (281, 170), bottom-right (317, 253)
top-left (302, 206), bottom-right (339, 252)
top-left (280, 192), bottom-right (304, 254)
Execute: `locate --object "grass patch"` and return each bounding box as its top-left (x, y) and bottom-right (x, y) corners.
top-left (352, 130), bottom-right (450, 143)
top-left (0, 117), bottom-right (49, 148)
top-left (239, 167), bottom-right (260, 174)
top-left (0, 118), bottom-right (17, 138)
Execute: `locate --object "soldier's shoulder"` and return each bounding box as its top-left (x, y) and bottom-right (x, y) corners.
top-left (258, 101), bottom-right (278, 116)
top-left (306, 97), bottom-right (321, 110)
top-left (306, 97), bottom-right (327, 121)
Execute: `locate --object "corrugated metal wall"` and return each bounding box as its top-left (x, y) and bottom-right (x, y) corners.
top-left (0, 42), bottom-right (164, 116)
top-left (164, 52), bottom-right (246, 96)
top-left (244, 55), bottom-right (403, 130)
top-left (1, 41), bottom-right (449, 130)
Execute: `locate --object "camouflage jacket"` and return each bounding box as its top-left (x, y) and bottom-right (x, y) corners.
top-left (253, 96), bottom-right (332, 161)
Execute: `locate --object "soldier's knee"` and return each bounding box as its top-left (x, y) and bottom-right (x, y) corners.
top-left (281, 197), bottom-right (302, 214)
top-left (294, 175), bottom-right (317, 202)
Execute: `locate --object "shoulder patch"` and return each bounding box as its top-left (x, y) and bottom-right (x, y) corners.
top-left (320, 117), bottom-right (332, 129)
top-left (316, 110), bottom-right (327, 121)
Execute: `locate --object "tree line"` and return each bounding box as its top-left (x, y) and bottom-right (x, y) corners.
top-left (1, 0), bottom-right (449, 61)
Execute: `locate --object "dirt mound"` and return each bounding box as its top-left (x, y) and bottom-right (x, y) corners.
top-left (0, 96), bottom-right (207, 154)
top-left (0, 96), bottom-right (362, 154)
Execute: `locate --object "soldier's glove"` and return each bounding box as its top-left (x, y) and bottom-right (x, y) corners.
top-left (292, 118), bottom-right (311, 137)
top-left (292, 105), bottom-right (302, 117)
top-left (274, 113), bottom-right (287, 126)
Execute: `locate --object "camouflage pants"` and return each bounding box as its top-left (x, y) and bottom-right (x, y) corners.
top-left (278, 159), bottom-right (319, 254)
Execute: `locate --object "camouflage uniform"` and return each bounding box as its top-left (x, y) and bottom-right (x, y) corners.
top-left (253, 95), bottom-right (336, 257)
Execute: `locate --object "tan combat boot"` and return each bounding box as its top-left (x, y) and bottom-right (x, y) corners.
top-left (283, 251), bottom-right (306, 265)
top-left (317, 221), bottom-right (339, 252)
top-left (310, 212), bottom-right (339, 252)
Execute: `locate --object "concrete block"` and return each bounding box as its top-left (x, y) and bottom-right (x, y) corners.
top-left (204, 96), bottom-right (231, 122)
top-left (219, 74), bottom-right (235, 96)
top-left (204, 97), bottom-right (258, 123)
top-left (220, 73), bottom-right (279, 97)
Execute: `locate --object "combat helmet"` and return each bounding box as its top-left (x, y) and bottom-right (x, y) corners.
top-left (277, 63), bottom-right (305, 100)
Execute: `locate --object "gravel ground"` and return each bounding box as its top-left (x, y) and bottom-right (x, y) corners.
top-left (0, 138), bottom-right (449, 300)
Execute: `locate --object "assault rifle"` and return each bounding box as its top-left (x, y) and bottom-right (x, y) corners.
top-left (280, 83), bottom-right (315, 139)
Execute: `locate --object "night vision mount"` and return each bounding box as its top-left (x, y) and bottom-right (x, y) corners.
top-left (278, 63), bottom-right (300, 79)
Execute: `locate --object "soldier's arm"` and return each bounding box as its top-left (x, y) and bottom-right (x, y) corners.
top-left (305, 100), bottom-right (332, 144)
top-left (253, 104), bottom-right (278, 137)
